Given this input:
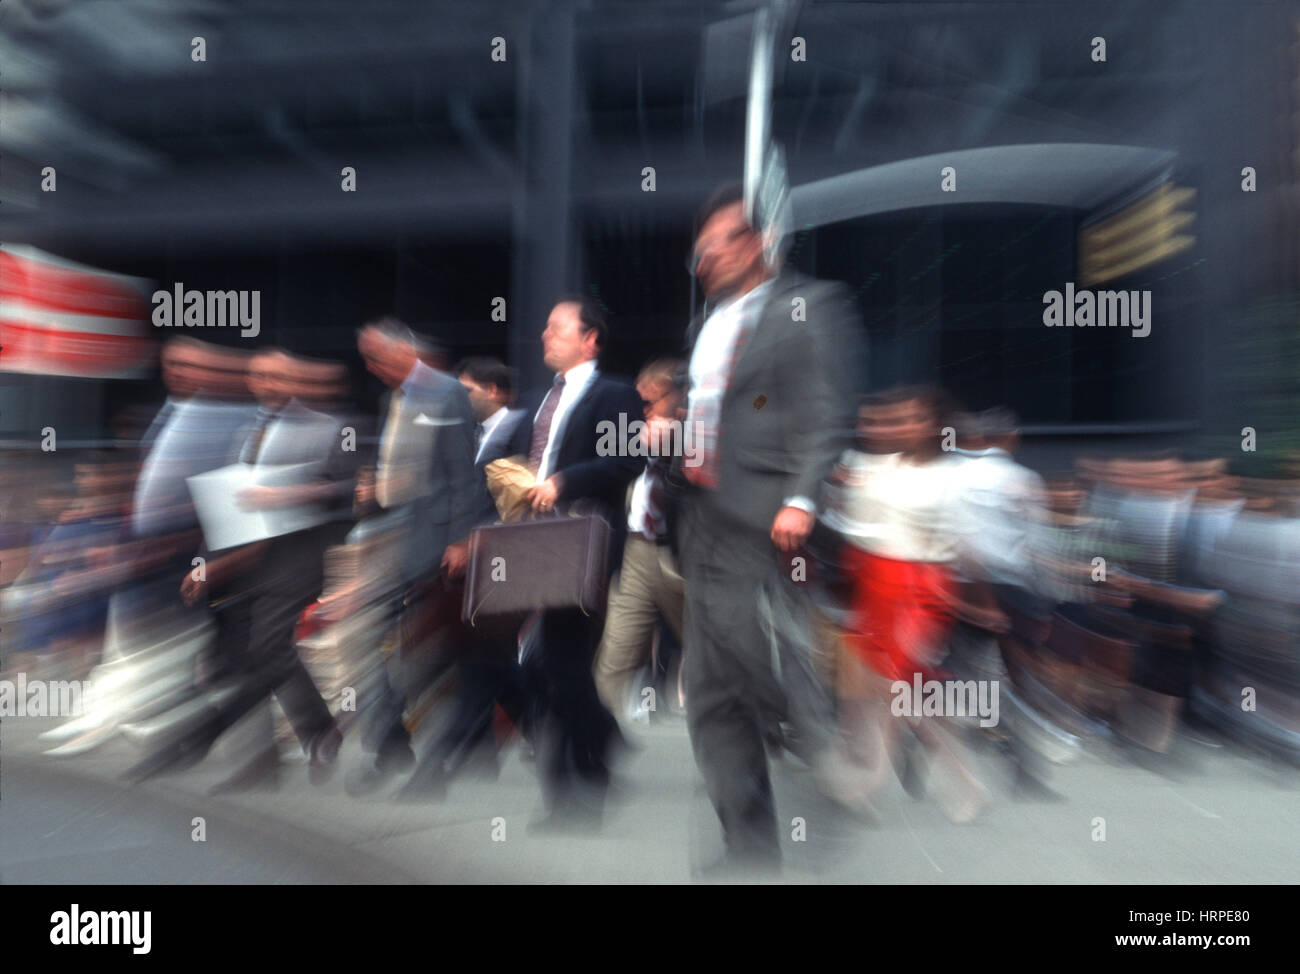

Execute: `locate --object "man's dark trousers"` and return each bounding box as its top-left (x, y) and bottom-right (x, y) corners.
top-left (526, 605), bottom-right (618, 816)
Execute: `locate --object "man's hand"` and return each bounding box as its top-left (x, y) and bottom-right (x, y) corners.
top-left (442, 541), bottom-right (469, 579)
top-left (962, 602), bottom-right (1011, 635)
top-left (527, 475), bottom-right (562, 513)
top-left (237, 485), bottom-right (292, 511)
top-left (180, 572), bottom-right (208, 607)
top-left (771, 506), bottom-right (815, 553)
top-left (644, 414), bottom-right (678, 455)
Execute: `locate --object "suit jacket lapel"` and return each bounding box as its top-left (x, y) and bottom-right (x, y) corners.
top-left (724, 278), bottom-right (788, 403)
top-left (556, 372), bottom-right (599, 454)
top-left (479, 409), bottom-right (518, 465)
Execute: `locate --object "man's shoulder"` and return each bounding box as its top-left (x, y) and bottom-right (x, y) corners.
top-left (279, 399), bottom-right (336, 426)
top-left (496, 407), bottom-right (528, 438)
top-left (762, 270), bottom-right (851, 308)
top-left (587, 373), bottom-right (640, 409)
top-left (405, 361), bottom-right (459, 395)
top-left (589, 371), bottom-right (635, 394)
top-left (426, 365), bottom-right (467, 398)
top-left (558, 370), bottom-right (627, 401)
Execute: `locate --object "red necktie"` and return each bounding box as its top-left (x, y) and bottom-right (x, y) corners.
top-left (528, 375), bottom-right (566, 472)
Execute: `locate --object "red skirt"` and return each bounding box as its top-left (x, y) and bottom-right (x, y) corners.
top-left (843, 547), bottom-right (956, 682)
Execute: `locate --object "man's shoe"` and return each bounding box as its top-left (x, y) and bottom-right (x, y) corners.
top-left (897, 738), bottom-right (927, 800)
top-left (123, 723), bottom-right (219, 782)
top-left (395, 776), bottom-right (449, 802)
top-left (308, 726), bottom-right (344, 787)
top-left (394, 757), bottom-right (450, 802)
top-left (343, 741), bottom-right (415, 797)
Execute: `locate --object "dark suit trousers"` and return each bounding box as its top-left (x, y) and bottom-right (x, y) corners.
top-left (524, 607), bottom-right (619, 813)
top-left (421, 611), bottom-right (528, 769)
top-left (215, 526), bottom-right (337, 751)
top-left (679, 497), bottom-right (835, 862)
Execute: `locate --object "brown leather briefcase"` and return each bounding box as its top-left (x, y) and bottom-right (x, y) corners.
top-left (462, 514), bottom-right (611, 625)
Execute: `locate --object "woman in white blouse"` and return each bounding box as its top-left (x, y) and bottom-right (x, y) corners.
top-left (823, 386), bottom-right (992, 823)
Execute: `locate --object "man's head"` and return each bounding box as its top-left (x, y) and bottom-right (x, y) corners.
top-left (160, 338), bottom-right (207, 399)
top-left (692, 183), bottom-right (769, 301)
top-left (635, 358), bottom-right (682, 422)
top-left (358, 317), bottom-right (425, 390)
top-left (1045, 474), bottom-right (1085, 515)
top-left (949, 412), bottom-right (986, 453)
top-left (248, 349), bottom-right (293, 411)
top-left (162, 338), bottom-right (249, 400)
top-left (456, 356), bottom-right (514, 422)
top-left (978, 407), bottom-right (1022, 455)
top-left (868, 385), bottom-right (950, 456)
top-left (541, 298), bottom-right (605, 374)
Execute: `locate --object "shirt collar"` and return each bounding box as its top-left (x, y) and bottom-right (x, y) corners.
top-left (713, 277), bottom-right (775, 317)
top-left (480, 405), bottom-right (508, 438)
top-left (559, 358), bottom-right (598, 389)
top-left (399, 360), bottom-right (433, 396)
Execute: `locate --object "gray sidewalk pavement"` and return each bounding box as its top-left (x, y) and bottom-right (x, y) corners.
top-left (2, 712), bottom-right (1296, 884)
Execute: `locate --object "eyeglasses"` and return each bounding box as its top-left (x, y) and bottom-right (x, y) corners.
top-left (641, 390), bottom-right (672, 413)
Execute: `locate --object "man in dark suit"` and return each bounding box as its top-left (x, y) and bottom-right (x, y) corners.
top-left (504, 298), bottom-right (643, 828)
top-left (676, 184), bottom-right (865, 870)
top-left (457, 356), bottom-right (529, 524)
top-left (398, 357), bottom-right (529, 796)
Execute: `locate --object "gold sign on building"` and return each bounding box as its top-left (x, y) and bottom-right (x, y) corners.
top-left (1079, 182), bottom-right (1197, 286)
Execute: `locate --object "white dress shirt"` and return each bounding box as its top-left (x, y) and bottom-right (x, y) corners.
top-left (627, 465), bottom-right (653, 534)
top-left (377, 360), bottom-right (446, 508)
top-left (476, 405), bottom-right (509, 464)
top-left (685, 279), bottom-right (813, 513)
top-left (686, 281), bottom-right (773, 432)
top-left (536, 358), bottom-right (598, 482)
top-left (952, 447), bottom-right (1049, 587)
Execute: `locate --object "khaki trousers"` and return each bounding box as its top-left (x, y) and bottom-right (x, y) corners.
top-left (593, 535), bottom-right (685, 712)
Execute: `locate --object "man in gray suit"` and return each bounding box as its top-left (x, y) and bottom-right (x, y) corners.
top-left (676, 184), bottom-right (865, 870)
top-left (358, 319), bottom-right (479, 586)
top-left (347, 318), bottom-right (479, 792)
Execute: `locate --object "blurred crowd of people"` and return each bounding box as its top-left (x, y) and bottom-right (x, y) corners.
top-left (2, 184), bottom-right (1297, 875)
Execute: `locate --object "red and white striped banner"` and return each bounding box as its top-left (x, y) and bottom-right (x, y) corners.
top-left (0, 245), bottom-right (154, 378)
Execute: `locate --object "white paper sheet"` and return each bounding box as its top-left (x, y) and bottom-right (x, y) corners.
top-left (186, 462), bottom-right (326, 551)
